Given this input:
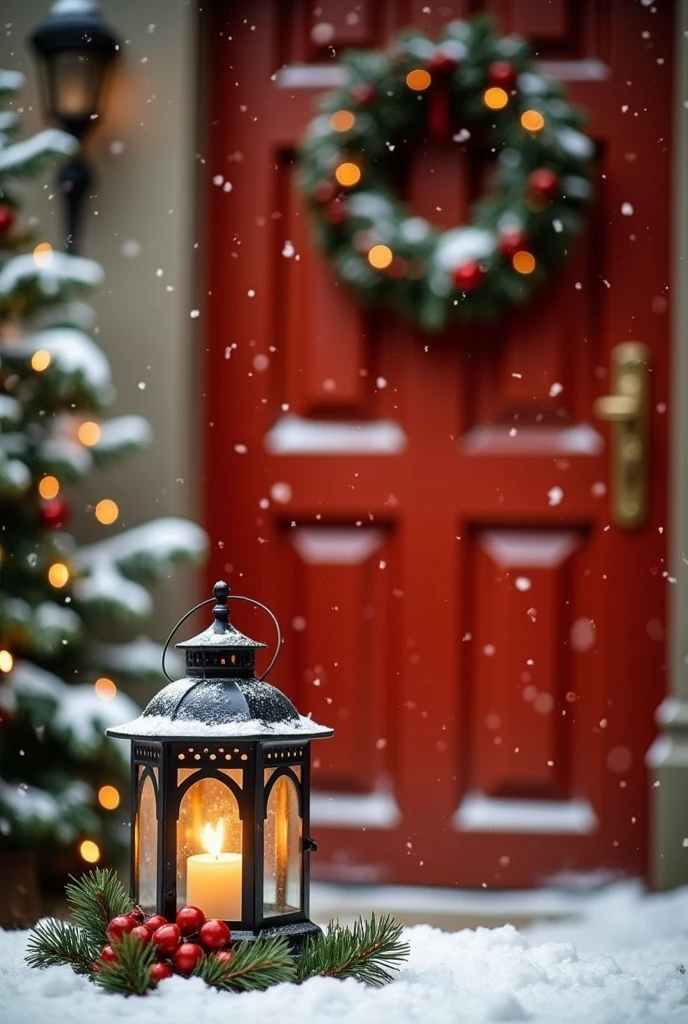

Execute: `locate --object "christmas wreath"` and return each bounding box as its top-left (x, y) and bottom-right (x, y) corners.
top-left (25, 869), bottom-right (409, 996)
top-left (298, 17), bottom-right (595, 331)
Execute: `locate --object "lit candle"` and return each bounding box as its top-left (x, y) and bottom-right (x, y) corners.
top-left (187, 821), bottom-right (242, 920)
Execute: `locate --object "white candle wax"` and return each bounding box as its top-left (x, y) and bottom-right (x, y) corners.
top-left (187, 852), bottom-right (242, 920)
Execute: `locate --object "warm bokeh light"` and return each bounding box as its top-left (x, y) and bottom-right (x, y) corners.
top-left (95, 676), bottom-right (117, 701)
top-left (95, 498), bottom-right (119, 525)
top-left (48, 562), bottom-right (70, 588)
top-left (521, 109), bottom-right (545, 132)
top-left (79, 840), bottom-right (101, 864)
top-left (335, 161), bottom-right (361, 187)
top-left (406, 68), bottom-right (431, 91)
top-left (330, 109), bottom-right (355, 132)
top-left (38, 475), bottom-right (60, 499)
top-left (512, 250), bottom-right (536, 274)
top-left (33, 242), bottom-right (53, 268)
top-left (368, 244), bottom-right (394, 269)
top-left (78, 421), bottom-right (101, 446)
top-left (0, 650), bottom-right (14, 673)
top-left (98, 785), bottom-right (120, 810)
top-left (31, 349), bottom-right (51, 372)
top-left (484, 87), bottom-right (508, 110)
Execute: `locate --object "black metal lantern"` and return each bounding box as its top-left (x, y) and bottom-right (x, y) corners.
top-left (107, 582), bottom-right (333, 951)
top-left (30, 1), bottom-right (120, 251)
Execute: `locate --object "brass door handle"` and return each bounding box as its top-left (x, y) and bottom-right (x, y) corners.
top-left (593, 342), bottom-right (650, 529)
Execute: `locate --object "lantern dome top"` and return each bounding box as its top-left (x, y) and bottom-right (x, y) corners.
top-left (106, 580), bottom-right (333, 742)
top-left (175, 581), bottom-right (266, 650)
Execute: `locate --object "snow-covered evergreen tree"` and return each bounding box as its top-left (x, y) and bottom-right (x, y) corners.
top-left (0, 69), bottom-right (206, 867)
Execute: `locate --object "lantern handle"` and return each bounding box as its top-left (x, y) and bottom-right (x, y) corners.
top-left (161, 594), bottom-right (282, 682)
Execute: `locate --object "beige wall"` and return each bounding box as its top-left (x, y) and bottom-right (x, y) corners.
top-left (0, 0), bottom-right (201, 636)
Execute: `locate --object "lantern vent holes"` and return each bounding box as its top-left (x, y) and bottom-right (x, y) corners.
top-left (134, 744), bottom-right (160, 762)
top-left (266, 747), bottom-right (306, 763)
top-left (173, 745), bottom-right (252, 766)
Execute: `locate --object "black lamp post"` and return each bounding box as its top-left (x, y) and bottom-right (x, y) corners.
top-left (107, 582), bottom-right (333, 952)
top-left (30, 0), bottom-right (120, 253)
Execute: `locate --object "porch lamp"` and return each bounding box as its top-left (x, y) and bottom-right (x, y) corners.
top-left (107, 581), bottom-right (333, 951)
top-left (30, 0), bottom-right (120, 252)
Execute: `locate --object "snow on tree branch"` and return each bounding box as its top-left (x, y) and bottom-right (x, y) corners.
top-left (73, 519), bottom-right (207, 622)
top-left (0, 251), bottom-right (103, 306)
top-left (0, 128), bottom-right (78, 178)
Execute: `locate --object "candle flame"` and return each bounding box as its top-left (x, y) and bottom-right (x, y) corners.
top-left (202, 820), bottom-right (224, 858)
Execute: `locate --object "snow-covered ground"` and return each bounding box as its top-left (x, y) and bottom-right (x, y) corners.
top-left (1, 882), bottom-right (687, 1024)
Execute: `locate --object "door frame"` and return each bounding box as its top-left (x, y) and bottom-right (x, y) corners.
top-left (649, 0), bottom-right (688, 889)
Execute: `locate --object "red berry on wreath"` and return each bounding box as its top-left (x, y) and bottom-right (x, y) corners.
top-left (488, 61), bottom-right (517, 91)
top-left (429, 51), bottom-right (457, 75)
top-left (312, 180), bottom-right (338, 205)
top-left (151, 922), bottom-right (182, 955)
top-left (173, 942), bottom-right (205, 976)
top-left (145, 914), bottom-right (168, 932)
top-left (199, 919), bottom-right (232, 950)
top-left (452, 260), bottom-right (484, 292)
top-left (498, 228), bottom-right (528, 259)
top-left (176, 905), bottom-right (205, 936)
top-left (149, 962), bottom-right (174, 985)
top-left (106, 914), bottom-right (137, 943)
top-left (130, 924), bottom-right (154, 943)
top-left (350, 83), bottom-right (376, 105)
top-left (529, 168), bottom-right (559, 200)
top-left (323, 199), bottom-right (347, 226)
top-left (99, 943), bottom-right (118, 964)
top-left (0, 205), bottom-right (15, 234)
top-left (214, 949), bottom-right (234, 964)
top-left (39, 498), bottom-right (70, 530)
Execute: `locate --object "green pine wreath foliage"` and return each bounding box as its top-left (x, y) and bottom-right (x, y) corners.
top-left (298, 17), bottom-right (595, 331)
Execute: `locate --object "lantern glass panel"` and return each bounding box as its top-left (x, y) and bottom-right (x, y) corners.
top-left (135, 767), bottom-right (158, 914)
top-left (176, 769), bottom-right (243, 920)
top-left (263, 769), bottom-right (302, 917)
top-left (40, 50), bottom-right (104, 121)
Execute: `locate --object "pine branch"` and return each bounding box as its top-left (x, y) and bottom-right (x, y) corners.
top-left (65, 867), bottom-right (132, 950)
top-left (93, 933), bottom-right (155, 996)
top-left (297, 914), bottom-right (410, 987)
top-left (25, 918), bottom-right (97, 975)
top-left (193, 936), bottom-right (296, 992)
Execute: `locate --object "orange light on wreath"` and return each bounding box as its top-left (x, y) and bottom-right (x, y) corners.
top-left (330, 110), bottom-right (355, 132)
top-left (368, 244), bottom-right (394, 269)
top-left (512, 251), bottom-right (536, 275)
top-left (335, 162), bottom-right (362, 187)
top-left (484, 87), bottom-right (508, 110)
top-left (521, 109), bottom-right (545, 133)
top-left (406, 69), bottom-right (431, 91)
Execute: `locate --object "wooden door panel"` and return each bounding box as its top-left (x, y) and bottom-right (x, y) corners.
top-left (205, 0), bottom-right (672, 886)
top-left (469, 529), bottom-right (581, 800)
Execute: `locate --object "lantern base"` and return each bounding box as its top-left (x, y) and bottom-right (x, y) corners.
top-left (231, 918), bottom-right (322, 954)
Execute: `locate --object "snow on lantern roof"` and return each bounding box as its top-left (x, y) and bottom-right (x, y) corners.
top-left (175, 580), bottom-right (266, 650)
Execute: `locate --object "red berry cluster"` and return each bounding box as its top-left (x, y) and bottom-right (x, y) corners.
top-left (99, 906), bottom-right (232, 985)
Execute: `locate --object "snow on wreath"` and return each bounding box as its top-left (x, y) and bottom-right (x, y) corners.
top-left (298, 17), bottom-right (594, 331)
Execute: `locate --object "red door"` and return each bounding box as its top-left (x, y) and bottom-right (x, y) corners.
top-left (204, 0), bottom-right (672, 886)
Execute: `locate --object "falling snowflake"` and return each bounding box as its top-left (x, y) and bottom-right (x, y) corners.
top-left (549, 382), bottom-right (563, 397)
top-left (121, 239), bottom-right (141, 258)
top-left (282, 240), bottom-right (295, 258)
top-left (547, 486), bottom-right (564, 506)
top-left (515, 577), bottom-right (532, 592)
top-left (621, 202), bottom-right (634, 216)
top-left (270, 481), bottom-right (293, 504)
top-left (376, 377), bottom-right (388, 389)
